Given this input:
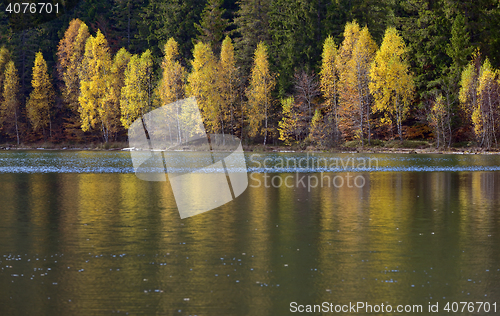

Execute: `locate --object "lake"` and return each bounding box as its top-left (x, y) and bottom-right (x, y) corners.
top-left (0, 151), bottom-right (500, 315)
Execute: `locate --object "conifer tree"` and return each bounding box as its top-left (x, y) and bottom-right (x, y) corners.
top-left (268, 0), bottom-right (321, 95)
top-left (195, 0), bottom-right (230, 55)
top-left (446, 14), bottom-right (473, 79)
top-left (111, 0), bottom-right (143, 52)
top-left (139, 0), bottom-right (204, 61)
top-left (234, 0), bottom-right (271, 79)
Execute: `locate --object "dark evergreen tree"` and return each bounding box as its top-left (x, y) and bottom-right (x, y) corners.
top-left (268, 0), bottom-right (321, 97)
top-left (440, 13), bottom-right (474, 142)
top-left (9, 28), bottom-right (39, 97)
top-left (195, 0), bottom-right (230, 55)
top-left (0, 3), bottom-right (11, 45)
top-left (138, 0), bottom-right (205, 65)
top-left (443, 0), bottom-right (500, 67)
top-left (446, 13), bottom-right (473, 79)
top-left (398, 0), bottom-right (452, 103)
top-left (346, 0), bottom-right (395, 42)
top-left (234, 0), bottom-right (270, 80)
top-left (111, 0), bottom-right (146, 54)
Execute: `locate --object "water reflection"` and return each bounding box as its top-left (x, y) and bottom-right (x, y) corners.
top-left (0, 166), bottom-right (499, 315)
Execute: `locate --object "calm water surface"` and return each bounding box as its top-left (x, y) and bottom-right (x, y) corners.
top-left (0, 151), bottom-right (500, 315)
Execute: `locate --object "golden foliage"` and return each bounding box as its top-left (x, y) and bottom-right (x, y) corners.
top-left (218, 36), bottom-right (238, 134)
top-left (59, 20), bottom-right (90, 112)
top-left (186, 42), bottom-right (220, 133)
top-left (475, 59), bottom-right (499, 148)
top-left (1, 61), bottom-right (20, 144)
top-left (160, 38), bottom-right (185, 105)
top-left (369, 27), bottom-right (414, 140)
top-left (278, 97), bottom-right (297, 145)
top-left (246, 42), bottom-right (275, 145)
top-left (345, 26), bottom-right (377, 142)
top-left (0, 47), bottom-right (11, 105)
top-left (319, 35), bottom-right (341, 144)
top-left (107, 47), bottom-right (132, 138)
top-left (78, 30), bottom-right (113, 139)
top-left (26, 52), bottom-right (54, 133)
top-left (120, 50), bottom-right (154, 129)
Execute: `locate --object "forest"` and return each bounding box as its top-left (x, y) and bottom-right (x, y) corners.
top-left (0, 0), bottom-right (500, 149)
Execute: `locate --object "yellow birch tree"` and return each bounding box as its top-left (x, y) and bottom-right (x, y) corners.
top-left (347, 26), bottom-right (377, 145)
top-left (458, 50), bottom-right (481, 142)
top-left (337, 21), bottom-right (360, 136)
top-left (158, 38), bottom-right (186, 144)
top-left (459, 61), bottom-right (478, 116)
top-left (26, 52), bottom-right (54, 138)
top-left (1, 61), bottom-right (20, 144)
top-left (308, 109), bottom-right (329, 147)
top-left (278, 96), bottom-right (297, 145)
top-left (475, 59), bottom-right (498, 148)
top-left (57, 19), bottom-right (83, 80)
top-left (246, 42), bottom-right (275, 145)
top-left (78, 30), bottom-right (113, 141)
top-left (429, 93), bottom-right (451, 148)
top-left (319, 35), bottom-right (340, 145)
top-left (58, 20), bottom-right (90, 113)
top-left (219, 36), bottom-right (238, 135)
top-left (0, 47), bottom-right (11, 106)
top-left (120, 50), bottom-right (154, 129)
top-left (107, 47), bottom-right (131, 140)
top-left (369, 27), bottom-right (414, 140)
top-left (186, 42), bottom-right (220, 133)
top-left (160, 38), bottom-right (185, 105)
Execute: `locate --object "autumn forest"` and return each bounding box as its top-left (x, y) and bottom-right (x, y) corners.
top-left (0, 0), bottom-right (500, 149)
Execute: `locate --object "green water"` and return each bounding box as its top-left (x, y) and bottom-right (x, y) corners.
top-left (0, 152), bottom-right (500, 315)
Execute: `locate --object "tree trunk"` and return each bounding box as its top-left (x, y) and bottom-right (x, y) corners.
top-left (127, 0), bottom-right (131, 49)
top-left (360, 99), bottom-right (364, 147)
top-left (367, 96), bottom-right (371, 145)
top-left (49, 113), bottom-right (52, 139)
top-left (14, 110), bottom-right (19, 145)
top-left (263, 102), bottom-right (268, 146)
top-left (176, 102), bottom-right (182, 144)
top-left (395, 95), bottom-right (402, 140)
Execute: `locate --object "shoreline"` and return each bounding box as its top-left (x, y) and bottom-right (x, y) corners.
top-left (0, 142), bottom-right (499, 155)
top-left (247, 147), bottom-right (500, 155)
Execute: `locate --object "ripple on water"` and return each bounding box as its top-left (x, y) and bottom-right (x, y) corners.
top-left (1, 151), bottom-right (500, 173)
